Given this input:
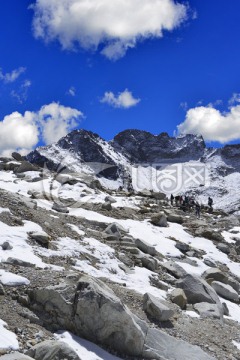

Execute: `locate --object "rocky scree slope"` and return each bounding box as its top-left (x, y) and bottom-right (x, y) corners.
top-left (0, 155), bottom-right (240, 359)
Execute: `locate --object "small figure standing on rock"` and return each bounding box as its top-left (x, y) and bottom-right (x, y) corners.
top-left (208, 197), bottom-right (213, 208)
top-left (195, 201), bottom-right (201, 219)
top-left (170, 194), bottom-right (174, 206)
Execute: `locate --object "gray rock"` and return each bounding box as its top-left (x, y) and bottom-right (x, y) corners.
top-left (135, 238), bottom-right (156, 256)
top-left (195, 227), bottom-right (224, 242)
top-left (151, 192), bottom-right (166, 200)
top-left (138, 253), bottom-right (158, 271)
top-left (52, 202), bottom-right (69, 213)
top-left (227, 276), bottom-right (240, 293)
top-left (164, 210), bottom-right (184, 224)
top-left (193, 302), bottom-right (223, 319)
top-left (104, 222), bottom-right (128, 239)
top-left (151, 212), bottom-right (168, 227)
top-left (12, 152), bottom-right (23, 161)
top-left (211, 281), bottom-right (239, 301)
top-left (0, 353), bottom-right (34, 360)
top-left (105, 195), bottom-right (117, 203)
top-left (143, 293), bottom-right (174, 321)
top-left (202, 268), bottom-right (228, 283)
top-left (14, 161), bottom-right (39, 173)
top-left (170, 288), bottom-right (187, 309)
top-left (175, 242), bottom-right (190, 253)
top-left (29, 231), bottom-right (50, 247)
top-left (216, 243), bottom-right (230, 254)
top-left (28, 275), bottom-right (145, 357)
top-left (101, 202), bottom-right (112, 211)
top-left (162, 261), bottom-right (187, 279)
top-left (1, 241), bottom-right (13, 250)
top-left (26, 340), bottom-right (81, 360)
top-left (142, 327), bottom-right (215, 360)
top-left (203, 258), bottom-right (217, 267)
top-left (222, 302), bottom-right (229, 316)
top-left (0, 283), bottom-right (5, 295)
top-left (5, 257), bottom-right (35, 268)
top-left (176, 274), bottom-right (220, 305)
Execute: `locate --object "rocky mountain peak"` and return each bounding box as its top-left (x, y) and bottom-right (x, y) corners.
top-left (112, 129), bottom-right (206, 163)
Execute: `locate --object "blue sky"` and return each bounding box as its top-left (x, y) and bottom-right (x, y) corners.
top-left (0, 0), bottom-right (240, 155)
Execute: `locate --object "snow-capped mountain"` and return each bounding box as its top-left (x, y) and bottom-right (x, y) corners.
top-left (26, 129), bottom-right (240, 213)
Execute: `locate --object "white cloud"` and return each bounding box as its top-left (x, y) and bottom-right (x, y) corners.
top-left (11, 79), bottom-right (32, 104)
top-left (177, 102), bottom-right (240, 143)
top-left (67, 86), bottom-right (76, 97)
top-left (38, 102), bottom-right (83, 144)
top-left (0, 67), bottom-right (26, 83)
top-left (228, 93), bottom-right (240, 106)
top-left (101, 89), bottom-right (140, 109)
top-left (0, 111), bottom-right (39, 155)
top-left (0, 103), bottom-right (83, 155)
top-left (32, 0), bottom-right (188, 60)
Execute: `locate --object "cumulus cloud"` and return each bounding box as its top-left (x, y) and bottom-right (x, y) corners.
top-left (0, 111), bottom-right (39, 156)
top-left (177, 102), bottom-right (240, 143)
top-left (32, 0), bottom-right (188, 60)
top-left (0, 102), bottom-right (83, 155)
top-left (0, 67), bottom-right (26, 83)
top-left (101, 89), bottom-right (140, 109)
top-left (38, 102), bottom-right (83, 144)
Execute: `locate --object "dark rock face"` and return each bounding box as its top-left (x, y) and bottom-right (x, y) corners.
top-left (112, 129), bottom-right (206, 163)
top-left (219, 144), bottom-right (240, 172)
top-left (26, 130), bottom-right (120, 179)
top-left (26, 128), bottom-right (207, 180)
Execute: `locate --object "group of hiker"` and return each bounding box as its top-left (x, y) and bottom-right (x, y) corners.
top-left (170, 194), bottom-right (213, 219)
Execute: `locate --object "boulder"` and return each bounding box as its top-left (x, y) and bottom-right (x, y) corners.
top-left (151, 212), bottom-right (168, 227)
top-left (162, 261), bottom-right (187, 279)
top-left (176, 274), bottom-right (220, 305)
top-left (164, 210), bottom-right (184, 224)
top-left (193, 302), bottom-right (223, 319)
top-left (52, 202), bottom-right (69, 213)
top-left (194, 227), bottom-right (224, 242)
top-left (105, 195), bottom-right (117, 203)
top-left (29, 231), bottom-right (50, 247)
top-left (137, 253), bottom-right (158, 271)
top-left (226, 276), bottom-right (240, 293)
top-left (143, 293), bottom-right (174, 321)
top-left (12, 152), bottom-right (23, 161)
top-left (211, 281), bottom-right (239, 302)
top-left (5, 257), bottom-right (35, 268)
top-left (203, 258), bottom-right (217, 267)
top-left (1, 241), bottom-right (13, 250)
top-left (26, 340), bottom-right (81, 360)
top-left (202, 268), bottom-right (228, 283)
top-left (216, 243), bottom-right (230, 254)
top-left (170, 288), bottom-right (187, 309)
top-left (175, 242), bottom-right (190, 253)
top-left (101, 202), bottom-right (112, 211)
top-left (14, 161), bottom-right (39, 173)
top-left (28, 275), bottom-right (145, 357)
top-left (135, 238), bottom-right (156, 256)
top-left (222, 302), bottom-right (229, 316)
top-left (151, 192), bottom-right (166, 200)
top-left (104, 222), bottom-right (128, 239)
top-left (142, 327), bottom-right (215, 360)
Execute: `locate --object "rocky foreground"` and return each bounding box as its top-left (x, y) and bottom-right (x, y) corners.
top-left (0, 156), bottom-right (240, 359)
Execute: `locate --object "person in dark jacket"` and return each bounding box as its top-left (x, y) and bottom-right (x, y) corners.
top-left (195, 201), bottom-right (201, 219)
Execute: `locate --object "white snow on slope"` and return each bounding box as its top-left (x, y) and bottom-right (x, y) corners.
top-left (55, 331), bottom-right (123, 360)
top-left (0, 319), bottom-right (19, 351)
